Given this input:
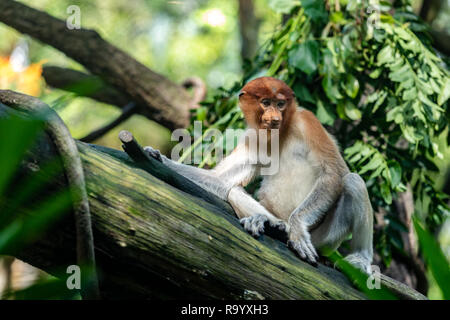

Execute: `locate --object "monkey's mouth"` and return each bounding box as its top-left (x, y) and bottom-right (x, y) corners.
top-left (262, 123), bottom-right (281, 130)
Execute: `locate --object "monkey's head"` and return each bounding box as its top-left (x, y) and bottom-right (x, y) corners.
top-left (238, 77), bottom-right (296, 131)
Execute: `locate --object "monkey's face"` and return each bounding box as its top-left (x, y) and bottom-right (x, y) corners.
top-left (238, 77), bottom-right (295, 131)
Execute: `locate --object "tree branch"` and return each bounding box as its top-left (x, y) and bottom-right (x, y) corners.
top-left (0, 0), bottom-right (191, 130)
top-left (42, 66), bottom-right (130, 108)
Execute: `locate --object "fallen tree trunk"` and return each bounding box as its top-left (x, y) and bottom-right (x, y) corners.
top-left (0, 0), bottom-right (191, 130)
top-left (0, 102), bottom-right (426, 300)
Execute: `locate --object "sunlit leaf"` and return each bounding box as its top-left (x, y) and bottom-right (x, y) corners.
top-left (413, 218), bottom-right (450, 299)
top-left (288, 40), bottom-right (320, 75)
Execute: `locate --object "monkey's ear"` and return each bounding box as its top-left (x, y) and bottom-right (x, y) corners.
top-left (238, 90), bottom-right (247, 98)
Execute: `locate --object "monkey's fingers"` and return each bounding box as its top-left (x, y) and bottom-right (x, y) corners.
top-left (143, 146), bottom-right (163, 162)
top-left (240, 214), bottom-right (268, 238)
top-left (287, 240), bottom-right (318, 267)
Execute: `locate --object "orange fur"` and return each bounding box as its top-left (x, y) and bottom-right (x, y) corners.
top-left (239, 77), bottom-right (348, 176)
top-left (239, 77), bottom-right (295, 133)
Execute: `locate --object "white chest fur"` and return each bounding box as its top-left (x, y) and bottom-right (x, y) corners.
top-left (257, 137), bottom-right (318, 221)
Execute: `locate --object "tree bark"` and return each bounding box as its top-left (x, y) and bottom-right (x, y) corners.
top-left (0, 0), bottom-right (191, 130)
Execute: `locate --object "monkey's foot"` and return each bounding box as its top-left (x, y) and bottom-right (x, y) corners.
top-left (342, 253), bottom-right (372, 274)
top-left (287, 238), bottom-right (319, 267)
top-left (240, 214), bottom-right (270, 238)
top-left (144, 146), bottom-right (162, 162)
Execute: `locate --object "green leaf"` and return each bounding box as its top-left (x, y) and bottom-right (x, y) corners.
top-left (5, 278), bottom-right (80, 300)
top-left (316, 100), bottom-right (335, 125)
top-left (322, 75), bottom-right (343, 102)
top-left (288, 40), bottom-right (320, 75)
top-left (380, 182), bottom-right (392, 204)
top-left (293, 82), bottom-right (315, 104)
top-left (413, 218), bottom-right (450, 299)
top-left (343, 102), bottom-right (362, 120)
top-left (196, 107), bottom-right (207, 121)
top-left (369, 69), bottom-right (382, 79)
top-left (359, 156), bottom-right (383, 175)
top-left (401, 124), bottom-right (419, 143)
top-left (330, 12), bottom-right (346, 24)
top-left (301, 0), bottom-right (328, 23)
top-left (0, 116), bottom-right (44, 199)
top-left (377, 45), bottom-right (394, 65)
top-left (328, 252), bottom-right (397, 300)
top-left (402, 87), bottom-right (417, 100)
top-left (268, 0), bottom-right (300, 14)
top-left (389, 63), bottom-right (411, 82)
top-left (0, 189), bottom-right (71, 254)
top-left (388, 161), bottom-right (402, 188)
top-left (372, 91), bottom-right (388, 113)
top-left (342, 74), bottom-right (360, 98)
top-left (418, 91), bottom-right (443, 111)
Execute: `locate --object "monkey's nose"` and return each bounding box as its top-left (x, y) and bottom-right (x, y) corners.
top-left (271, 118), bottom-right (281, 127)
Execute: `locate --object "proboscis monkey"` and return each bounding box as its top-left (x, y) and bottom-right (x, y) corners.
top-left (145, 77), bottom-right (373, 272)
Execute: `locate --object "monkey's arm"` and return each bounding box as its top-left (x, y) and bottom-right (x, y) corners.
top-left (145, 146), bottom-right (229, 200)
top-left (144, 141), bottom-right (257, 201)
top-left (145, 142), bottom-right (286, 237)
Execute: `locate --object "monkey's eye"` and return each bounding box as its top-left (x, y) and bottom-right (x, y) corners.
top-left (261, 99), bottom-right (271, 107)
top-left (277, 100), bottom-right (286, 108)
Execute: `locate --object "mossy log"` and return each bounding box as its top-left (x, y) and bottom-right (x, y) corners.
top-left (0, 104), bottom-right (426, 300)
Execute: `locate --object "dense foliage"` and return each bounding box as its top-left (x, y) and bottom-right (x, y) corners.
top-left (186, 0), bottom-right (450, 266)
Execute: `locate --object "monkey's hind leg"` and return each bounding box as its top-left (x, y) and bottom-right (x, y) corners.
top-left (311, 173), bottom-right (373, 273)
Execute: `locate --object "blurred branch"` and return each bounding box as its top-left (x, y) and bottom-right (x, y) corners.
top-left (430, 29), bottom-right (450, 57)
top-left (43, 66), bottom-right (206, 114)
top-left (42, 66), bottom-right (130, 108)
top-left (419, 0), bottom-right (442, 22)
top-left (238, 0), bottom-right (260, 62)
top-left (0, 0), bottom-right (191, 130)
top-left (417, 0), bottom-right (450, 56)
top-left (394, 186), bottom-right (428, 294)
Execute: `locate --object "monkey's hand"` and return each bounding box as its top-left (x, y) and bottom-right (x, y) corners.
top-left (240, 214), bottom-right (288, 239)
top-left (144, 146), bottom-right (163, 162)
top-left (287, 220), bottom-right (318, 266)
